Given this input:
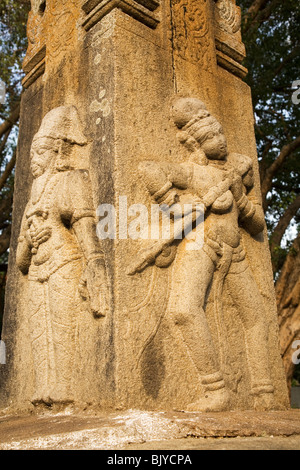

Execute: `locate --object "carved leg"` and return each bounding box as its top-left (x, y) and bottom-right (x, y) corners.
top-left (169, 246), bottom-right (230, 411)
top-left (28, 280), bottom-right (53, 405)
top-left (186, 371), bottom-right (230, 412)
top-left (226, 261), bottom-right (275, 410)
top-left (47, 260), bottom-right (83, 404)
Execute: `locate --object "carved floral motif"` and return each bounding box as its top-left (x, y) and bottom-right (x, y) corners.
top-left (47, 0), bottom-right (78, 58)
top-left (23, 0), bottom-right (81, 82)
top-left (215, 0), bottom-right (241, 34)
top-left (171, 0), bottom-right (212, 69)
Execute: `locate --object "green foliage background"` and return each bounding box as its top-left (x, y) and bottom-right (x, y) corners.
top-left (0, 0), bottom-right (29, 269)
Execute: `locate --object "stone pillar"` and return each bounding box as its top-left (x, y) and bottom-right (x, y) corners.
top-left (0, 0), bottom-right (289, 412)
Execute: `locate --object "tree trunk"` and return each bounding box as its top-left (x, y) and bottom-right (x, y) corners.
top-left (0, 103), bottom-right (20, 139)
top-left (276, 234), bottom-right (300, 391)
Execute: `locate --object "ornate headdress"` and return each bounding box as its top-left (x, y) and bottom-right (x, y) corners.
top-left (172, 98), bottom-right (222, 146)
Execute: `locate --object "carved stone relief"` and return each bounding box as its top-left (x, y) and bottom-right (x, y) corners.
top-left (213, 0), bottom-right (248, 78)
top-left (23, 0), bottom-right (161, 87)
top-left (22, 1), bottom-right (47, 88)
top-left (130, 98), bottom-right (275, 412)
top-left (16, 106), bottom-right (110, 406)
top-left (23, 0), bottom-right (81, 88)
top-left (47, 0), bottom-right (78, 59)
top-left (171, 0), bottom-right (213, 70)
top-left (215, 0), bottom-right (241, 34)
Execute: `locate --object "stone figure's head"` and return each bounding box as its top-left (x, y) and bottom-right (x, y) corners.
top-left (172, 98), bottom-right (228, 161)
top-left (30, 106), bottom-right (87, 178)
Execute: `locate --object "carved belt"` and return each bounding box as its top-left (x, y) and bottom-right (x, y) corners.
top-left (28, 247), bottom-right (83, 283)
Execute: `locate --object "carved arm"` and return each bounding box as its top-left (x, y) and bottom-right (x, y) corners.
top-left (138, 160), bottom-right (192, 206)
top-left (236, 191), bottom-right (265, 236)
top-left (16, 212), bottom-right (33, 275)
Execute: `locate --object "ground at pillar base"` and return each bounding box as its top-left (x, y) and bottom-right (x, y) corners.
top-left (0, 408), bottom-right (299, 450)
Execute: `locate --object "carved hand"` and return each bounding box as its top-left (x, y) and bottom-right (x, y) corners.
top-left (79, 258), bottom-right (110, 318)
top-left (26, 226), bottom-right (52, 252)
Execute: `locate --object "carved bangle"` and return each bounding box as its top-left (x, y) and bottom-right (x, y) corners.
top-left (201, 371), bottom-right (224, 385)
top-left (251, 384), bottom-right (274, 396)
top-left (72, 209), bottom-right (95, 224)
top-left (240, 203), bottom-right (256, 221)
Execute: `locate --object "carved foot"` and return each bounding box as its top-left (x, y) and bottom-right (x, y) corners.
top-left (48, 390), bottom-right (74, 406)
top-left (186, 388), bottom-right (230, 412)
top-left (31, 389), bottom-right (74, 407)
top-left (31, 393), bottom-right (52, 407)
top-left (253, 392), bottom-right (275, 411)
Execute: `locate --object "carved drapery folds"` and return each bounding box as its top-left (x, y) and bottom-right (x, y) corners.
top-left (213, 0), bottom-right (248, 78)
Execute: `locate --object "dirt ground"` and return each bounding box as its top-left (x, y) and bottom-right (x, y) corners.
top-left (0, 408), bottom-right (299, 450)
top-left (124, 435), bottom-right (300, 450)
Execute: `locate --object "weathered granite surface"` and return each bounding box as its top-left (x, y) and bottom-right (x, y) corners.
top-left (0, 410), bottom-right (300, 450)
